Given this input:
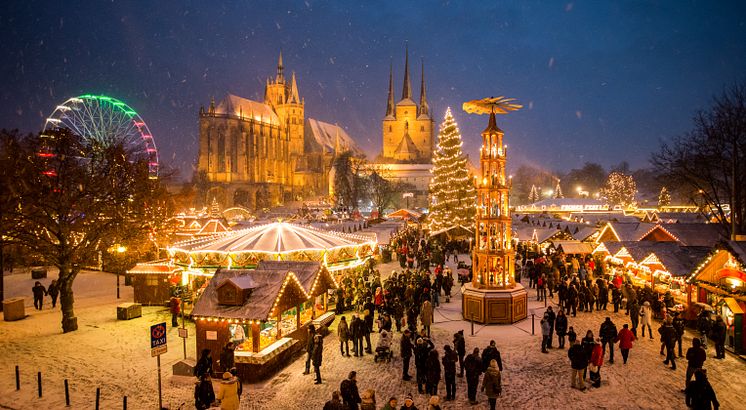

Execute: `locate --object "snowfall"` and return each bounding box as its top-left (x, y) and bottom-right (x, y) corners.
top-left (1, 257), bottom-right (744, 410)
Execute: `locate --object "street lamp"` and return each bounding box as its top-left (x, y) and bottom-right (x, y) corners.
top-left (115, 245), bottom-right (126, 299)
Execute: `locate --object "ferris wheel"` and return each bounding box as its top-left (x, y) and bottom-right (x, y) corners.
top-left (43, 94), bottom-right (159, 178)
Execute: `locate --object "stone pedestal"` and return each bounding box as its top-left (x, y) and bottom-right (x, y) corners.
top-left (462, 283), bottom-right (527, 324)
top-left (2, 297), bottom-right (26, 321)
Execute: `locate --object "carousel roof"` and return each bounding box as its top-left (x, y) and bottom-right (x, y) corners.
top-left (170, 222), bottom-right (375, 254)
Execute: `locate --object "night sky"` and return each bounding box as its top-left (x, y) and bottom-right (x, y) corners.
top-left (2, 1), bottom-right (745, 179)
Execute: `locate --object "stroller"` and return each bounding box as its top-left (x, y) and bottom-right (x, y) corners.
top-left (374, 330), bottom-right (394, 363)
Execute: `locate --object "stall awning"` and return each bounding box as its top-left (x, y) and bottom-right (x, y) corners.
top-left (554, 241), bottom-right (595, 255)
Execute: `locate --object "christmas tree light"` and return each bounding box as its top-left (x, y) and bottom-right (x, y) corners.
top-left (658, 186), bottom-right (671, 207)
top-left (428, 108), bottom-right (477, 231)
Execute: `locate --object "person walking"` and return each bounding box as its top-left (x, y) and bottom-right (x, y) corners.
top-left (338, 316), bottom-right (350, 357)
top-left (312, 334), bottom-right (324, 384)
top-left (481, 340), bottom-right (503, 372)
top-left (401, 329), bottom-right (414, 380)
top-left (640, 301), bottom-right (653, 339)
top-left (589, 339), bottom-right (603, 388)
top-left (453, 330), bottom-right (466, 377)
top-left (425, 349), bottom-right (441, 396)
top-left (481, 359), bottom-right (501, 410)
top-left (711, 316), bottom-right (727, 359)
top-left (216, 371), bottom-right (240, 410)
top-left (540, 318), bottom-right (551, 353)
top-left (672, 312), bottom-right (686, 357)
top-left (616, 324), bottom-right (636, 364)
top-left (47, 280), bottom-right (59, 308)
top-left (169, 296), bottom-right (181, 327)
top-left (194, 374), bottom-right (215, 410)
top-left (303, 324), bottom-right (317, 374)
top-left (685, 338), bottom-right (707, 389)
top-left (555, 310), bottom-right (568, 349)
top-left (685, 369), bottom-right (720, 410)
top-left (599, 317), bottom-right (618, 363)
top-left (340, 371), bottom-right (362, 410)
top-left (568, 339), bottom-right (587, 390)
top-left (628, 299), bottom-right (641, 337)
top-left (421, 299), bottom-right (433, 337)
top-left (442, 345), bottom-right (458, 401)
top-left (464, 347), bottom-right (483, 404)
top-left (660, 318), bottom-right (678, 370)
top-left (32, 281), bottom-right (47, 310)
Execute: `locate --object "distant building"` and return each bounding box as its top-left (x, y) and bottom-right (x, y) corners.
top-left (373, 47), bottom-right (435, 208)
top-left (197, 53), bottom-right (361, 209)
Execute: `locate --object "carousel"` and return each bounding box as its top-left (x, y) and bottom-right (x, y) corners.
top-left (167, 221), bottom-right (377, 286)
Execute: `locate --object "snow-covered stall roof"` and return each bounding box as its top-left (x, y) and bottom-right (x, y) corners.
top-left (554, 241), bottom-right (595, 255)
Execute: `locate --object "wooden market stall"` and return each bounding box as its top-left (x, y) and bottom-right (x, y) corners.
top-left (126, 261), bottom-right (182, 306)
top-left (191, 260), bottom-right (337, 382)
top-left (687, 241), bottom-right (746, 354)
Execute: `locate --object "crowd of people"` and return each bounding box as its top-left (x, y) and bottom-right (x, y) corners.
top-left (193, 347), bottom-right (243, 409)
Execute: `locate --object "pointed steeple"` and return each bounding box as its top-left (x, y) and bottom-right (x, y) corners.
top-left (385, 62), bottom-right (395, 117)
top-left (208, 96), bottom-right (216, 114)
top-left (334, 124), bottom-right (341, 154)
top-left (276, 51), bottom-right (285, 83)
top-left (288, 71), bottom-right (300, 104)
top-left (418, 59), bottom-right (429, 117)
top-left (401, 44), bottom-right (412, 100)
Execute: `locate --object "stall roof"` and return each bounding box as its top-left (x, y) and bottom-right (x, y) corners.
top-left (192, 266), bottom-right (310, 321)
top-left (657, 224), bottom-right (725, 247)
top-left (641, 246), bottom-right (711, 277)
top-left (596, 222), bottom-right (656, 243)
top-left (430, 225), bottom-right (474, 237)
top-left (385, 209), bottom-right (422, 220)
top-left (256, 260), bottom-right (322, 294)
top-left (127, 261), bottom-right (182, 275)
top-left (554, 241), bottom-right (595, 255)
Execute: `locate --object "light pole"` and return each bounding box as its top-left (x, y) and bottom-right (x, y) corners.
top-left (115, 245), bottom-right (126, 299)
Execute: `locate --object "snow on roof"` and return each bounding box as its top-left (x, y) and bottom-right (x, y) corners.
top-left (305, 118), bottom-right (362, 155)
top-left (215, 94), bottom-right (280, 124)
top-left (386, 209), bottom-right (422, 220)
top-left (657, 223), bottom-right (725, 247)
top-left (599, 222), bottom-right (656, 242)
top-left (430, 225), bottom-right (474, 237)
top-left (256, 260), bottom-right (322, 294)
top-left (554, 241), bottom-right (595, 255)
top-left (641, 246), bottom-right (711, 277)
top-left (127, 262), bottom-right (182, 275)
top-left (221, 276), bottom-right (257, 290)
top-left (171, 222), bottom-right (374, 254)
top-left (573, 226), bottom-right (599, 241)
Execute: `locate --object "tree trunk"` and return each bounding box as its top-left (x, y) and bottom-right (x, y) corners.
top-left (58, 265), bottom-right (78, 333)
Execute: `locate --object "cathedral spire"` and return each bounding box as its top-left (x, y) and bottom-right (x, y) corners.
top-left (386, 61), bottom-right (395, 117)
top-left (288, 71), bottom-right (300, 103)
top-left (401, 44), bottom-right (412, 100)
top-left (419, 59), bottom-right (429, 117)
top-left (276, 51), bottom-right (285, 83)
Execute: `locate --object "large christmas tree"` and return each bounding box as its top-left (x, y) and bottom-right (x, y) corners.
top-left (428, 108), bottom-right (477, 231)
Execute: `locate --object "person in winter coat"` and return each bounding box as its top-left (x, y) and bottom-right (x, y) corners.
top-left (194, 374), bottom-right (215, 410)
top-left (660, 318), bottom-right (678, 370)
top-left (32, 281), bottom-right (47, 310)
top-left (672, 313), bottom-right (686, 357)
top-left (194, 349), bottom-right (213, 378)
top-left (711, 316), bottom-right (727, 359)
top-left (540, 318), bottom-right (552, 353)
top-left (169, 296), bottom-right (181, 327)
top-left (427, 395), bottom-right (441, 410)
top-left (697, 310), bottom-right (713, 349)
top-left (628, 299), bottom-right (641, 336)
top-left (351, 315), bottom-right (364, 356)
top-left (415, 336), bottom-right (435, 393)
top-left (599, 317), bottom-right (618, 363)
top-left (589, 339), bottom-right (604, 388)
top-left (362, 307), bottom-right (374, 353)
top-left (615, 324), bottom-right (636, 364)
top-left (640, 301), bottom-right (654, 339)
top-left (481, 359), bottom-right (502, 410)
top-left (401, 329), bottom-right (414, 380)
top-left (323, 391), bottom-right (346, 410)
top-left (581, 330), bottom-right (595, 379)
top-left (420, 299), bottom-right (433, 337)
top-left (566, 284), bottom-right (578, 316)
top-left (612, 286), bottom-right (622, 313)
top-left (400, 394), bottom-right (418, 409)
top-left (464, 347), bottom-right (483, 404)
top-left (567, 326), bottom-right (577, 344)
top-left (340, 371), bottom-right (362, 410)
top-left (545, 306), bottom-right (557, 348)
top-left (312, 334), bottom-right (324, 384)
top-left (441, 345), bottom-right (458, 401)
top-left (453, 330), bottom-right (466, 376)
top-left (47, 280), bottom-right (59, 308)
top-left (568, 340), bottom-right (587, 390)
top-left (217, 371), bottom-right (240, 410)
top-left (338, 316), bottom-right (350, 356)
top-left (555, 310), bottom-right (569, 348)
top-left (425, 349), bottom-right (441, 395)
top-left (481, 340), bottom-right (503, 372)
top-left (381, 396), bottom-right (398, 410)
top-left (685, 369), bottom-right (720, 410)
top-left (220, 342), bottom-right (235, 372)
top-left (303, 324), bottom-right (317, 374)
top-left (360, 388), bottom-right (376, 410)
top-left (685, 337), bottom-right (707, 388)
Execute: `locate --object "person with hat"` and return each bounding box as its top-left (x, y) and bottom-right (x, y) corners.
top-left (401, 394), bottom-right (418, 409)
top-left (216, 371), bottom-right (239, 410)
top-left (401, 329), bottom-right (414, 380)
top-left (481, 359), bottom-right (502, 410)
top-left (640, 301), bottom-right (654, 339)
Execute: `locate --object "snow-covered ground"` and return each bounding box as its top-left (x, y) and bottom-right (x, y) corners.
top-left (1, 259), bottom-right (745, 409)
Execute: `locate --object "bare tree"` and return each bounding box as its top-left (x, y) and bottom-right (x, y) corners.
top-left (652, 83), bottom-right (746, 238)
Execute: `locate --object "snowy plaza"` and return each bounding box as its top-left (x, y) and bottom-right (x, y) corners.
top-left (1, 256), bottom-right (744, 409)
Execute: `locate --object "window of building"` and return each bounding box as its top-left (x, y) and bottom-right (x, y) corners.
top-left (388, 126), bottom-right (392, 132)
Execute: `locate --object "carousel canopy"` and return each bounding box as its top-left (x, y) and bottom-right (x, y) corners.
top-left (171, 222), bottom-right (374, 254)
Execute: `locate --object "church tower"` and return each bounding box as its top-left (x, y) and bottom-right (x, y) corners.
top-left (266, 52), bottom-right (305, 157)
top-left (381, 46), bottom-right (434, 162)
